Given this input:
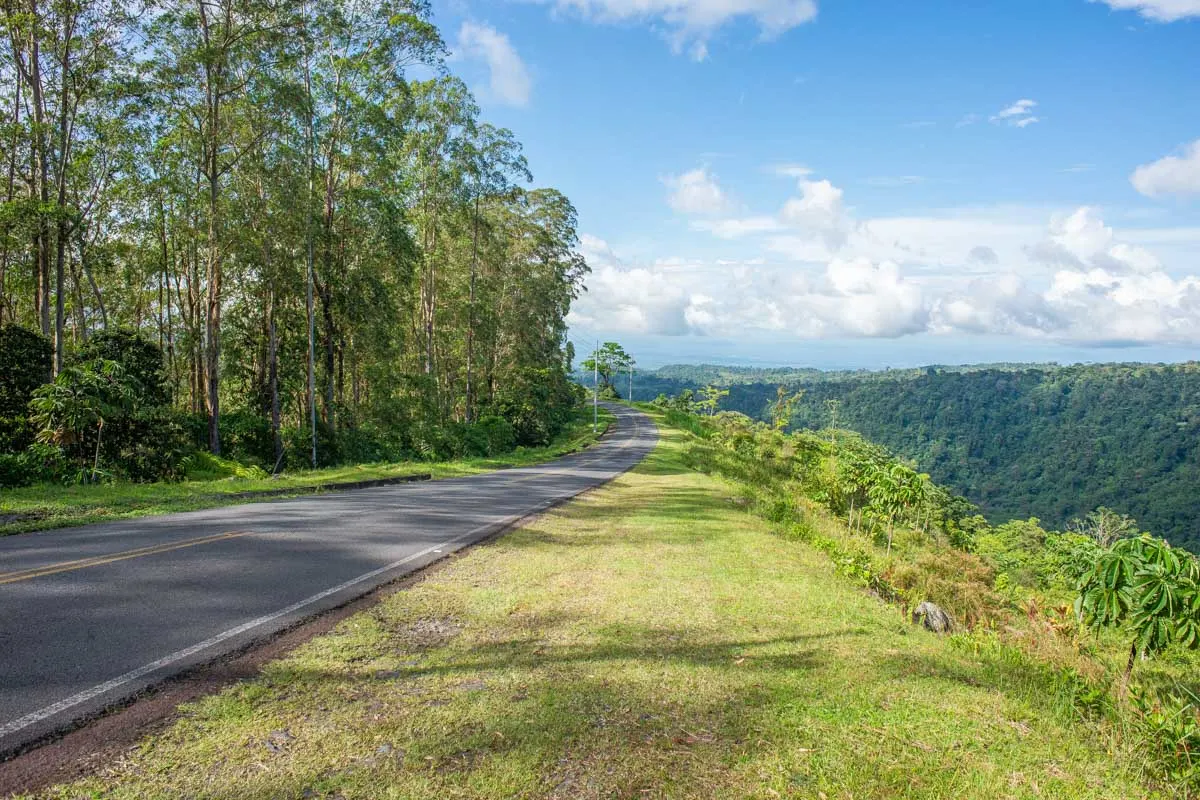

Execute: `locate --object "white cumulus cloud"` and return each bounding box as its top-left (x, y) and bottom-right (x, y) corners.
top-left (780, 179), bottom-right (853, 249)
top-left (944, 208), bottom-right (1200, 344)
top-left (1026, 207), bottom-right (1161, 274)
top-left (455, 22), bottom-right (532, 107)
top-left (968, 245), bottom-right (999, 266)
top-left (806, 259), bottom-right (929, 337)
top-left (535, 0), bottom-right (818, 58)
top-left (930, 274), bottom-right (1064, 338)
top-left (663, 167), bottom-right (731, 215)
top-left (1131, 139), bottom-right (1200, 197)
top-left (692, 216), bottom-right (783, 239)
top-left (1093, 0), bottom-right (1200, 21)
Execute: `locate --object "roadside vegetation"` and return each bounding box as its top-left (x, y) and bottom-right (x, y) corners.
top-left (650, 396), bottom-right (1200, 796)
top-left (0, 408), bottom-right (612, 537)
top-left (26, 410), bottom-right (1179, 799)
top-left (0, 1), bottom-right (587, 506)
top-left (639, 361), bottom-right (1200, 553)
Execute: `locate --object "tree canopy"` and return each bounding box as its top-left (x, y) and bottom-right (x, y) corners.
top-left (638, 362), bottom-right (1200, 553)
top-left (0, 1), bottom-right (589, 482)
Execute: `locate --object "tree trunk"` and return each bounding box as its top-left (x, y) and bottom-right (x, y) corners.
top-left (161, 200), bottom-right (175, 373)
top-left (419, 173), bottom-right (433, 376)
top-left (157, 197), bottom-right (171, 354)
top-left (319, 279), bottom-right (335, 430)
top-left (0, 64), bottom-right (19, 326)
top-left (424, 252), bottom-right (435, 381)
top-left (187, 221), bottom-right (203, 415)
top-left (320, 142), bottom-right (337, 431)
top-left (77, 230), bottom-right (106, 329)
top-left (1121, 642), bottom-right (1138, 697)
top-left (27, 2), bottom-right (51, 337)
top-left (303, 35), bottom-right (317, 467)
top-left (69, 251), bottom-right (84, 341)
top-left (204, 114), bottom-right (222, 454)
top-left (52, 9), bottom-right (76, 374)
top-left (267, 288), bottom-right (281, 469)
top-left (205, 184), bottom-right (221, 455)
top-left (201, 1), bottom-right (223, 455)
top-left (465, 194), bottom-right (480, 422)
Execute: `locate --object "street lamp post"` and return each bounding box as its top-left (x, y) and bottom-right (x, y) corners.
top-left (593, 339), bottom-right (598, 434)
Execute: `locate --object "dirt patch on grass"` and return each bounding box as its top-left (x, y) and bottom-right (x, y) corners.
top-left (404, 617), bottom-right (463, 649)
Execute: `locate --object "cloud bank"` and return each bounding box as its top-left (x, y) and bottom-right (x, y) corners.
top-left (573, 175), bottom-right (1200, 346)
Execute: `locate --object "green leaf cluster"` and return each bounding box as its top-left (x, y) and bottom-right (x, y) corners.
top-left (1076, 535), bottom-right (1200, 682)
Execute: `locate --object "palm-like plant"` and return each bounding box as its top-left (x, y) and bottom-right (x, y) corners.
top-left (28, 359), bottom-right (136, 482)
top-left (836, 451), bottom-right (874, 533)
top-left (1076, 535), bottom-right (1200, 691)
top-left (867, 462), bottom-right (922, 556)
top-left (696, 385), bottom-right (729, 416)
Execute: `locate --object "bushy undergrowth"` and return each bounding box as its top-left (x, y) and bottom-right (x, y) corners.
top-left (0, 326), bottom-right (583, 488)
top-left (180, 452), bottom-right (270, 481)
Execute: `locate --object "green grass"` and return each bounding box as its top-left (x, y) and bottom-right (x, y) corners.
top-left (26, 414), bottom-right (1154, 799)
top-left (0, 410), bottom-right (613, 537)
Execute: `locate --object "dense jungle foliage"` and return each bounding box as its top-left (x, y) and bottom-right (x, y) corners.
top-left (0, 2), bottom-right (586, 486)
top-left (640, 362), bottom-right (1200, 553)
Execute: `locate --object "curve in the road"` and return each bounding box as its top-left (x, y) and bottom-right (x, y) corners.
top-left (0, 403), bottom-right (656, 756)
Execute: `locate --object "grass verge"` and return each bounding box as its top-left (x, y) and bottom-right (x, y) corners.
top-left (26, 415), bottom-right (1147, 799)
top-left (0, 409), bottom-right (613, 537)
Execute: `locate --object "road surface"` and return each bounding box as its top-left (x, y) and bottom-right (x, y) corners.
top-left (0, 404), bottom-right (656, 756)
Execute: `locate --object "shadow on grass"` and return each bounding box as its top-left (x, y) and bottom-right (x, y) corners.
top-left (270, 626), bottom-right (860, 687)
top-left (876, 650), bottom-right (1106, 724)
top-left (542, 486), bottom-right (732, 523)
top-left (629, 456), bottom-right (693, 477)
top-left (171, 626), bottom-right (876, 799)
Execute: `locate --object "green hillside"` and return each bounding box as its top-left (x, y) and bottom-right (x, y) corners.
top-left (712, 363), bottom-right (1200, 552)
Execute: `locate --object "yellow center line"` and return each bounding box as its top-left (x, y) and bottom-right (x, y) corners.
top-left (0, 415), bottom-right (644, 587)
top-left (0, 531), bottom-right (255, 586)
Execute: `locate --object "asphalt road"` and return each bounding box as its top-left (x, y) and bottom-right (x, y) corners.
top-left (0, 403), bottom-right (656, 756)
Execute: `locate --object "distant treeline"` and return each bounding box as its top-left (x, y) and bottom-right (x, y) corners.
top-left (599, 361), bottom-right (1060, 401)
top-left (638, 362), bottom-right (1200, 553)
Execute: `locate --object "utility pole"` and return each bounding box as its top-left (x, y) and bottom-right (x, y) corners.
top-left (593, 339), bottom-right (598, 433)
top-left (628, 359), bottom-right (634, 404)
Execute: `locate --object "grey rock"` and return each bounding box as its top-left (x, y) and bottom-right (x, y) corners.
top-left (911, 601), bottom-right (954, 633)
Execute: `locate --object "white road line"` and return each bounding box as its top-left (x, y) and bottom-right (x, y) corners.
top-left (0, 512), bottom-right (521, 739)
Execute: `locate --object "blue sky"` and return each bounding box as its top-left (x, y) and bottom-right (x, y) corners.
top-left (440, 0), bottom-right (1200, 368)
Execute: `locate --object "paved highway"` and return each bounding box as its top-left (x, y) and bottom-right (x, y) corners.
top-left (0, 404), bottom-right (655, 755)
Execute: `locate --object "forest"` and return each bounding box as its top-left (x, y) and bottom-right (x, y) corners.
top-left (662, 363), bottom-right (1200, 553)
top-left (0, 1), bottom-right (587, 485)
